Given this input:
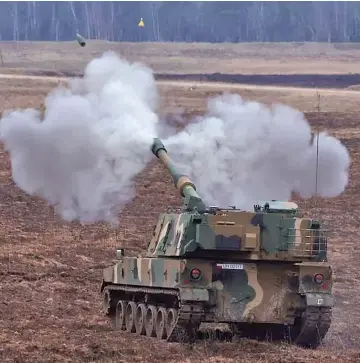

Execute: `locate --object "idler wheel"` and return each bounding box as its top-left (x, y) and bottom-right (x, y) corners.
top-left (102, 289), bottom-right (112, 315)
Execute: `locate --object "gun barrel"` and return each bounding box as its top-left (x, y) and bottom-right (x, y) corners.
top-left (151, 138), bottom-right (199, 200)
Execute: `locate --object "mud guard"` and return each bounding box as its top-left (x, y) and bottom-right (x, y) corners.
top-left (100, 266), bottom-right (115, 292)
top-left (305, 292), bottom-right (334, 307)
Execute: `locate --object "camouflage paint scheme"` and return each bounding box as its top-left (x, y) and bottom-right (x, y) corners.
top-left (102, 205), bottom-right (333, 324)
top-left (144, 208), bottom-right (327, 261)
top-left (102, 138), bottom-right (333, 328)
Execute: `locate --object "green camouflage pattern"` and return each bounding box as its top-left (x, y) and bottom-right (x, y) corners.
top-left (101, 138), bottom-right (333, 327)
top-left (102, 257), bottom-right (333, 323)
top-left (145, 208), bottom-right (327, 262)
top-left (147, 138), bottom-right (328, 262)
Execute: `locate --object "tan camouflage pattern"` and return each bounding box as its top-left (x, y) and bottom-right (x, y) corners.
top-left (103, 256), bottom-right (333, 323)
top-left (102, 137), bottom-right (333, 326)
top-left (145, 208), bottom-right (326, 262)
top-left (102, 198), bottom-right (333, 324)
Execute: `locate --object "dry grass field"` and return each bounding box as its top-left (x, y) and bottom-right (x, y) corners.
top-left (2, 40), bottom-right (360, 75)
top-left (1, 41), bottom-right (360, 363)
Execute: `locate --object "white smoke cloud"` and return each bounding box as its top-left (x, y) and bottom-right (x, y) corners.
top-left (0, 51), bottom-right (159, 225)
top-left (0, 53), bottom-right (351, 225)
top-left (164, 93), bottom-right (350, 210)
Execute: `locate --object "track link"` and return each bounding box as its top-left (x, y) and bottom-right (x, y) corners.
top-left (166, 303), bottom-right (203, 343)
top-left (288, 306), bottom-right (332, 348)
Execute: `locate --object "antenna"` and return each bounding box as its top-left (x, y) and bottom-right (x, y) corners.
top-left (314, 92), bottom-right (321, 217)
top-left (313, 92), bottom-right (331, 244)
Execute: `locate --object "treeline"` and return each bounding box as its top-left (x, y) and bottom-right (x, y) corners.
top-left (2, 1), bottom-right (360, 43)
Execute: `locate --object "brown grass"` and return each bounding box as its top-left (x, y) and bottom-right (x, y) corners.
top-left (1, 43), bottom-right (360, 362)
top-left (2, 40), bottom-right (360, 74)
top-left (158, 80), bottom-right (360, 113)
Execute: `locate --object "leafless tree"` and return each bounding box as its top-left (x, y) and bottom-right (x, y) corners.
top-left (1, 1), bottom-right (360, 43)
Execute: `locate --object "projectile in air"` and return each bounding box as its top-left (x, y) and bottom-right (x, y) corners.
top-left (76, 33), bottom-right (86, 47)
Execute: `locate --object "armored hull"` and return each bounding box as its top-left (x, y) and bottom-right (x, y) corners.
top-left (101, 222), bottom-right (332, 347)
top-left (101, 138), bottom-right (333, 347)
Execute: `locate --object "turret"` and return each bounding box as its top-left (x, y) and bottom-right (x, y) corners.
top-left (151, 138), bottom-right (206, 213)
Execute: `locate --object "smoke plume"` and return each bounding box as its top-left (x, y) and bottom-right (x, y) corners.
top-left (0, 51), bottom-right (159, 225)
top-left (0, 52), bottom-right (351, 225)
top-left (164, 93), bottom-right (350, 210)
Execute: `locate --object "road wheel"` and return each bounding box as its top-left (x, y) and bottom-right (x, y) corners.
top-left (155, 307), bottom-right (168, 339)
top-left (145, 305), bottom-right (157, 337)
top-left (125, 301), bottom-right (137, 333)
top-left (135, 303), bottom-right (147, 335)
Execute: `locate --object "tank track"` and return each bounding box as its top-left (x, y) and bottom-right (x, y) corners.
top-left (230, 306), bottom-right (332, 349)
top-left (103, 285), bottom-right (331, 348)
top-left (287, 306), bottom-right (332, 348)
top-left (102, 284), bottom-right (204, 343)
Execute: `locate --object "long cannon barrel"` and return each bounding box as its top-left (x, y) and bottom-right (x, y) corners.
top-left (151, 138), bottom-right (206, 212)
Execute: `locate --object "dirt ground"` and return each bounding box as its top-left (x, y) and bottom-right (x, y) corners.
top-left (1, 42), bottom-right (360, 363)
top-left (3, 41), bottom-right (360, 90)
top-left (2, 40), bottom-right (360, 75)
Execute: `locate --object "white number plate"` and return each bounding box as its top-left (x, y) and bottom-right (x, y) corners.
top-left (216, 263), bottom-right (244, 270)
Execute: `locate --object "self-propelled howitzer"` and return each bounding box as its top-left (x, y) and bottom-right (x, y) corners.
top-left (101, 137), bottom-right (333, 348)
